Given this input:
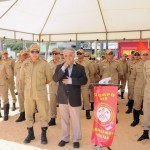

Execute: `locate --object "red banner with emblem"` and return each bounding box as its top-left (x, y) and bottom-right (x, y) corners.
top-left (91, 85), bottom-right (118, 147)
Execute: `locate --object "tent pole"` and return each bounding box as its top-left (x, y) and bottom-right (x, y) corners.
top-left (0, 38), bottom-right (2, 51)
top-left (95, 41), bottom-right (97, 58)
top-left (45, 42), bottom-right (50, 60)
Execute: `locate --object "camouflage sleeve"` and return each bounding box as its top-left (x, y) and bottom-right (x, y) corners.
top-left (11, 59), bottom-right (15, 75)
top-left (117, 62), bottom-right (123, 78)
top-left (132, 64), bottom-right (137, 80)
top-left (20, 62), bottom-right (25, 83)
top-left (88, 62), bottom-right (95, 78)
top-left (5, 63), bottom-right (13, 79)
top-left (126, 62), bottom-right (131, 79)
top-left (45, 62), bottom-right (52, 84)
top-left (99, 62), bottom-right (103, 79)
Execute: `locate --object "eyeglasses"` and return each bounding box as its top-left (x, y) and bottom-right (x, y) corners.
top-left (134, 53), bottom-right (140, 56)
top-left (52, 52), bottom-right (59, 55)
top-left (77, 52), bottom-right (83, 55)
top-left (90, 58), bottom-right (95, 60)
top-left (30, 51), bottom-right (39, 54)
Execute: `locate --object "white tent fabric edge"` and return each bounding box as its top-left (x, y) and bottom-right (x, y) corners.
top-left (1, 29), bottom-right (150, 42)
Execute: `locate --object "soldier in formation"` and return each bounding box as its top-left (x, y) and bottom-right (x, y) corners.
top-left (20, 44), bottom-right (52, 144)
top-left (0, 52), bottom-right (13, 121)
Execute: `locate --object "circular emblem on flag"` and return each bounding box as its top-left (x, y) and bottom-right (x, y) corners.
top-left (95, 103), bottom-right (115, 127)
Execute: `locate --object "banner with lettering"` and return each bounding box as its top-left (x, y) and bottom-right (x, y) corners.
top-left (91, 85), bottom-right (118, 147)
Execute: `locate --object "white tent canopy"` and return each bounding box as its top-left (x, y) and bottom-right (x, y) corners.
top-left (0, 0), bottom-right (150, 42)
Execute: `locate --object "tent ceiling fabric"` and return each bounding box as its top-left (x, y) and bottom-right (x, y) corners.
top-left (0, 0), bottom-right (150, 42)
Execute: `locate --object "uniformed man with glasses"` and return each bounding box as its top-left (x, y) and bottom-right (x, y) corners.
top-left (20, 44), bottom-right (52, 144)
top-left (126, 51), bottom-right (141, 114)
top-left (48, 48), bottom-right (63, 126)
top-left (14, 50), bottom-right (28, 122)
top-left (76, 49), bottom-right (95, 119)
top-left (99, 49), bottom-right (123, 123)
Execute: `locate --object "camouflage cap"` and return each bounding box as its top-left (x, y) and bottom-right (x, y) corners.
top-left (20, 50), bottom-right (27, 56)
top-left (52, 48), bottom-right (60, 53)
top-left (77, 49), bottom-right (84, 54)
top-left (90, 55), bottom-right (95, 59)
top-left (84, 52), bottom-right (91, 57)
top-left (106, 49), bottom-right (113, 55)
top-left (1, 50), bottom-right (8, 55)
top-left (30, 44), bottom-right (40, 51)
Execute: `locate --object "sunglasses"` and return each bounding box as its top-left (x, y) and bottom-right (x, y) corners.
top-left (52, 52), bottom-right (59, 55)
top-left (134, 53), bottom-right (140, 56)
top-left (77, 52), bottom-right (83, 55)
top-left (106, 53), bottom-right (113, 55)
top-left (90, 58), bottom-right (95, 60)
top-left (30, 51), bottom-right (39, 54)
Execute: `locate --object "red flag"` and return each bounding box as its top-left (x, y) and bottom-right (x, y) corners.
top-left (91, 86), bottom-right (118, 147)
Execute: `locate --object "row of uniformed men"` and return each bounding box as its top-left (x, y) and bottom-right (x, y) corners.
top-left (0, 43), bottom-right (149, 143)
top-left (125, 49), bottom-right (150, 142)
top-left (115, 49), bottom-right (150, 141)
top-left (0, 47), bottom-right (132, 122)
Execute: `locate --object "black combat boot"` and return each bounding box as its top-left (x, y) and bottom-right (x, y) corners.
top-left (48, 118), bottom-right (56, 126)
top-left (130, 109), bottom-right (140, 127)
top-left (140, 101), bottom-right (143, 115)
top-left (121, 92), bottom-right (124, 99)
top-left (137, 130), bottom-right (149, 141)
top-left (24, 127), bottom-right (35, 143)
top-left (33, 113), bottom-right (35, 123)
top-left (82, 102), bottom-right (85, 110)
top-left (125, 99), bottom-right (134, 114)
top-left (91, 102), bottom-right (94, 111)
top-left (11, 103), bottom-right (16, 111)
top-left (16, 112), bottom-right (25, 122)
top-left (4, 103), bottom-right (9, 121)
top-left (86, 110), bottom-right (91, 119)
top-left (41, 127), bottom-right (48, 144)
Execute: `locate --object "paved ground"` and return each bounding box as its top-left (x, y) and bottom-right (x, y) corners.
top-left (0, 94), bottom-right (150, 150)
